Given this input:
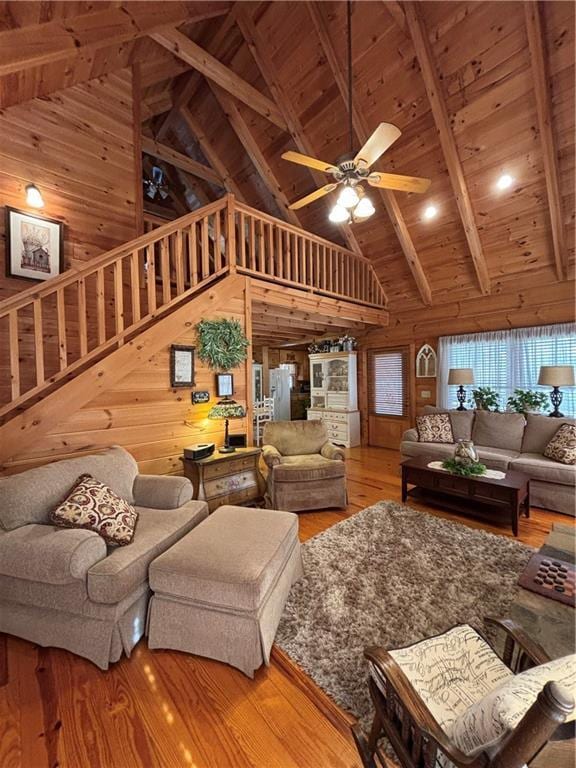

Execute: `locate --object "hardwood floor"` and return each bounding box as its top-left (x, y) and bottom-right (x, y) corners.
top-left (0, 447), bottom-right (573, 768)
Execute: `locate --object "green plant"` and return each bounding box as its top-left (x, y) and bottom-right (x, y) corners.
top-left (469, 386), bottom-right (500, 411)
top-left (442, 458), bottom-right (487, 477)
top-left (506, 388), bottom-right (548, 414)
top-left (195, 318), bottom-right (249, 371)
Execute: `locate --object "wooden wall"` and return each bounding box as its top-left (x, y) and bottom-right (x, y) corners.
top-left (1, 294), bottom-right (249, 477)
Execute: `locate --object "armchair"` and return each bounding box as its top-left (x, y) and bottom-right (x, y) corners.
top-left (352, 618), bottom-right (575, 768)
top-left (261, 420), bottom-right (347, 512)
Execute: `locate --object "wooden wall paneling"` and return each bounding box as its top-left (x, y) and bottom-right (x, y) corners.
top-left (306, 1), bottom-right (432, 306)
top-left (132, 62), bottom-right (144, 236)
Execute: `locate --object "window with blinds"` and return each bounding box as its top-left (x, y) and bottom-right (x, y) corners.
top-left (369, 348), bottom-right (408, 417)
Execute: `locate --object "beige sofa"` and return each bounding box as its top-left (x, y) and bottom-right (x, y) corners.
top-left (0, 446), bottom-right (208, 669)
top-left (262, 420), bottom-right (347, 512)
top-left (401, 408), bottom-right (575, 516)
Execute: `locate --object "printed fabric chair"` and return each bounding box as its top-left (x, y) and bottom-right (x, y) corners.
top-left (352, 618), bottom-right (575, 768)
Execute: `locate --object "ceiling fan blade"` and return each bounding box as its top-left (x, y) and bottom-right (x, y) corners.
top-left (368, 172), bottom-right (431, 194)
top-left (289, 183), bottom-right (337, 210)
top-left (282, 150), bottom-right (338, 174)
top-left (354, 123), bottom-right (401, 168)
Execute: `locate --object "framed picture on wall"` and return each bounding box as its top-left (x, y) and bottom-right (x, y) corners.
top-left (5, 207), bottom-right (64, 282)
top-left (170, 345), bottom-right (195, 388)
top-left (216, 373), bottom-right (234, 398)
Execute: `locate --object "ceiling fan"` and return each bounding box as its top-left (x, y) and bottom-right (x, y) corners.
top-left (282, 2), bottom-right (431, 223)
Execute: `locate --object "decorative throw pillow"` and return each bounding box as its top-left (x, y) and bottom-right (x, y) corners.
top-left (50, 473), bottom-right (138, 546)
top-left (544, 424), bottom-right (576, 465)
top-left (416, 413), bottom-right (454, 443)
top-left (449, 654), bottom-right (576, 756)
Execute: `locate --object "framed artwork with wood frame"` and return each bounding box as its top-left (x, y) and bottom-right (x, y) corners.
top-left (170, 345), bottom-right (195, 388)
top-left (5, 207), bottom-right (64, 282)
top-left (216, 373), bottom-right (234, 398)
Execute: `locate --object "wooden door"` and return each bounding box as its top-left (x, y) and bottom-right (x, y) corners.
top-left (367, 345), bottom-right (414, 449)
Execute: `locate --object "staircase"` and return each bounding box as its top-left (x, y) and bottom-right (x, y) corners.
top-left (0, 194), bottom-right (387, 426)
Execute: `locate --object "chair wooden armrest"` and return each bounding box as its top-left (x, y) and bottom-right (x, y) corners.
top-left (362, 646), bottom-right (488, 768)
top-left (484, 616), bottom-right (551, 671)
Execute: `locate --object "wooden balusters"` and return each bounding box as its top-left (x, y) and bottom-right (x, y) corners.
top-left (238, 212), bottom-right (246, 268)
top-left (201, 217), bottom-right (210, 280)
top-left (146, 244), bottom-right (156, 313)
top-left (8, 310), bottom-right (20, 400)
top-left (214, 209), bottom-right (222, 271)
top-left (33, 299), bottom-right (44, 386)
top-left (174, 231), bottom-right (185, 294)
top-left (113, 259), bottom-right (124, 339)
top-left (188, 223), bottom-right (198, 287)
top-left (160, 237), bottom-right (171, 305)
top-left (78, 278), bottom-right (88, 356)
top-left (130, 251), bottom-right (141, 323)
top-left (56, 289), bottom-right (68, 370)
top-left (226, 196), bottom-right (236, 272)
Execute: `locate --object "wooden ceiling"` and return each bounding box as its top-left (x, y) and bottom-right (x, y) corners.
top-left (1, 0), bottom-right (574, 320)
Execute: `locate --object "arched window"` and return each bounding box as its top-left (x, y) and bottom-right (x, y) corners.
top-left (416, 344), bottom-right (437, 378)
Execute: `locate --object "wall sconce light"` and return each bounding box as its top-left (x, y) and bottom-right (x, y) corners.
top-left (25, 184), bottom-right (44, 208)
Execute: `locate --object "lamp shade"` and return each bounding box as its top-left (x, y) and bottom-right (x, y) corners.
top-left (448, 368), bottom-right (475, 385)
top-left (538, 366), bottom-right (575, 387)
top-left (208, 400), bottom-right (246, 420)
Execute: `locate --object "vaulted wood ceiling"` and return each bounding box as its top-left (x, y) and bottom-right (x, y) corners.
top-left (1, 0), bottom-right (573, 319)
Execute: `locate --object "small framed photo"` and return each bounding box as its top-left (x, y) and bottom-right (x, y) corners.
top-left (6, 207), bottom-right (64, 282)
top-left (216, 373), bottom-right (234, 398)
top-left (170, 345), bottom-right (195, 388)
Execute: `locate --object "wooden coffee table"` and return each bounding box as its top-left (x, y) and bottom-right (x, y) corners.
top-left (401, 455), bottom-right (530, 536)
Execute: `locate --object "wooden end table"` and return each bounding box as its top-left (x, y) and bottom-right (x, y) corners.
top-left (181, 446), bottom-right (266, 513)
top-left (401, 455), bottom-right (530, 536)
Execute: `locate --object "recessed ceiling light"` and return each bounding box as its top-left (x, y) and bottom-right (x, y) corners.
top-left (496, 173), bottom-right (514, 190)
top-left (423, 205), bottom-right (438, 221)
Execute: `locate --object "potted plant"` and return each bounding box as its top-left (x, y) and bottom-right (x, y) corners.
top-left (469, 387), bottom-right (500, 411)
top-left (339, 334), bottom-right (357, 351)
top-left (506, 389), bottom-right (548, 414)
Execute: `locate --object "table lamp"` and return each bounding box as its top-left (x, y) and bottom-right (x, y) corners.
top-left (447, 368), bottom-right (475, 411)
top-left (537, 366), bottom-right (575, 418)
top-left (208, 399), bottom-right (246, 453)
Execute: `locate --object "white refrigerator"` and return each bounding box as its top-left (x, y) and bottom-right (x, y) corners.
top-left (269, 368), bottom-right (291, 421)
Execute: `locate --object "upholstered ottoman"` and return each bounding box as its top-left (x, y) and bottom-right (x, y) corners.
top-left (147, 505), bottom-right (303, 677)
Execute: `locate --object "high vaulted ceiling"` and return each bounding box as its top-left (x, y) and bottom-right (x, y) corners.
top-left (1, 1), bottom-right (573, 319)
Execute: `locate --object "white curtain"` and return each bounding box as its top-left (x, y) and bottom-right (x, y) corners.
top-left (437, 323), bottom-right (576, 414)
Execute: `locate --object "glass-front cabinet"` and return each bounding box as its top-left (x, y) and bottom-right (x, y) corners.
top-left (307, 352), bottom-right (360, 447)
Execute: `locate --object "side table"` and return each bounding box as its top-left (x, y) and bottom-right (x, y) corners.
top-left (181, 447), bottom-right (266, 513)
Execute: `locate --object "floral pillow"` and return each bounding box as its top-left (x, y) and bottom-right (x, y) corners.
top-left (416, 413), bottom-right (454, 443)
top-left (544, 424), bottom-right (576, 465)
top-left (50, 473), bottom-right (138, 546)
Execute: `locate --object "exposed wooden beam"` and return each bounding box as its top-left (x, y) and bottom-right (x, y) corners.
top-left (154, 14), bottom-right (238, 142)
top-left (141, 136), bottom-right (223, 187)
top-left (179, 107), bottom-right (246, 202)
top-left (524, 1), bottom-right (567, 281)
top-left (0, 2), bottom-right (228, 78)
top-left (209, 83), bottom-right (302, 227)
top-left (307, 1), bottom-right (432, 305)
top-left (234, 5), bottom-right (365, 261)
top-left (381, 1), bottom-right (406, 31)
top-left (404, 1), bottom-right (491, 296)
top-left (150, 28), bottom-right (287, 131)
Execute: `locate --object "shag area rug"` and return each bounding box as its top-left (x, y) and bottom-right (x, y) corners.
top-left (276, 500), bottom-right (534, 730)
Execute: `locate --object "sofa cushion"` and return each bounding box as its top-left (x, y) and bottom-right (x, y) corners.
top-left (544, 424), bottom-right (576, 466)
top-left (401, 441), bottom-right (456, 460)
top-left (423, 406), bottom-right (475, 441)
top-left (50, 474), bottom-right (138, 546)
top-left (416, 414), bottom-right (454, 443)
top-left (449, 654), bottom-right (576, 756)
top-left (472, 411), bottom-right (526, 452)
top-left (511, 454), bottom-right (576, 487)
top-left (262, 420), bottom-right (327, 456)
top-left (87, 499), bottom-right (208, 604)
top-left (0, 446), bottom-right (138, 532)
top-left (149, 505), bottom-right (299, 612)
top-left (475, 447), bottom-right (519, 472)
top-left (0, 524), bottom-right (106, 584)
top-left (274, 456), bottom-right (345, 482)
top-left (522, 413), bottom-right (576, 454)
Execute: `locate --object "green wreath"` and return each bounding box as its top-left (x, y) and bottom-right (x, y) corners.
top-left (195, 318), bottom-right (249, 371)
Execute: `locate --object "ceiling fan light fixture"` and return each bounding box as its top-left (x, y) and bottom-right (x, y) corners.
top-left (353, 195), bottom-right (375, 220)
top-left (337, 184), bottom-right (360, 209)
top-left (329, 203), bottom-right (351, 223)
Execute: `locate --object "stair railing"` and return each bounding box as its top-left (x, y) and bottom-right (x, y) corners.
top-left (0, 194), bottom-right (387, 417)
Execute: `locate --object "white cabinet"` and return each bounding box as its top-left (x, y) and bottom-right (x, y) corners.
top-left (307, 352), bottom-right (360, 447)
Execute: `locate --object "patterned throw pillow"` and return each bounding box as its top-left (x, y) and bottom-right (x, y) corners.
top-left (449, 654), bottom-right (576, 756)
top-left (544, 424), bottom-right (576, 465)
top-left (50, 473), bottom-right (138, 546)
top-left (416, 413), bottom-right (454, 443)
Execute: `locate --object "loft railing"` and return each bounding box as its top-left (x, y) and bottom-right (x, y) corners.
top-left (0, 194), bottom-right (386, 416)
